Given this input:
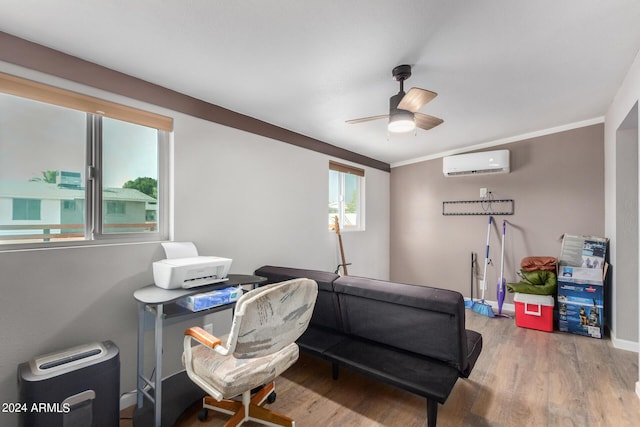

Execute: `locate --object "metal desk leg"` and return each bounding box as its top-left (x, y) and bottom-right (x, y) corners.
top-left (154, 303), bottom-right (163, 427)
top-left (136, 302), bottom-right (145, 408)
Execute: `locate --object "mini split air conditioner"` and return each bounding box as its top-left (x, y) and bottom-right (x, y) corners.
top-left (442, 149), bottom-right (510, 176)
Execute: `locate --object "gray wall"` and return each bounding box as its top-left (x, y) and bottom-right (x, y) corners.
top-left (615, 120), bottom-right (639, 344)
top-left (0, 63), bottom-right (390, 426)
top-left (171, 112), bottom-right (390, 277)
top-left (605, 46), bottom-right (640, 393)
top-left (390, 124), bottom-right (605, 306)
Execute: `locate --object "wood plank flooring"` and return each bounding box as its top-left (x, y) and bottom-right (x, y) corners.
top-left (121, 310), bottom-right (640, 426)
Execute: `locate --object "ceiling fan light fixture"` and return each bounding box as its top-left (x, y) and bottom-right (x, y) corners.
top-left (346, 64), bottom-right (442, 132)
top-left (388, 109), bottom-right (415, 133)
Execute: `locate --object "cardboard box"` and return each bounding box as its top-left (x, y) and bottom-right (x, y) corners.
top-left (558, 301), bottom-right (604, 339)
top-left (558, 266), bottom-right (605, 285)
top-left (557, 280), bottom-right (604, 338)
top-left (557, 280), bottom-right (603, 306)
top-left (176, 286), bottom-right (241, 312)
top-left (557, 234), bottom-right (607, 338)
top-left (514, 293), bottom-right (555, 332)
top-left (558, 234), bottom-right (607, 272)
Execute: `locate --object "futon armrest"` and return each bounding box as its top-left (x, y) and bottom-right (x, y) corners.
top-left (184, 326), bottom-right (222, 348)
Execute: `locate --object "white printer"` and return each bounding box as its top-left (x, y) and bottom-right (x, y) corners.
top-left (152, 242), bottom-right (233, 289)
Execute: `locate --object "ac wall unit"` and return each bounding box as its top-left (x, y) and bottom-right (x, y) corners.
top-left (442, 149), bottom-right (510, 176)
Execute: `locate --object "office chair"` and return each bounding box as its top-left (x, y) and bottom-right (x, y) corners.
top-left (183, 278), bottom-right (318, 427)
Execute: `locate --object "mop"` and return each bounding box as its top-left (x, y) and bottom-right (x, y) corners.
top-left (465, 252), bottom-right (476, 309)
top-left (473, 216), bottom-right (495, 317)
top-left (496, 220), bottom-right (511, 318)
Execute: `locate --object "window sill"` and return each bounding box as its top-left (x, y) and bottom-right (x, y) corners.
top-left (0, 236), bottom-right (167, 253)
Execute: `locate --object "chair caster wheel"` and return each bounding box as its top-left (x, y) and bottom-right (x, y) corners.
top-left (267, 391), bottom-right (277, 404)
top-left (198, 408), bottom-right (208, 421)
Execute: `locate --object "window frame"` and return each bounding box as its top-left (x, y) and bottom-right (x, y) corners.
top-left (0, 72), bottom-right (172, 250)
top-left (329, 161), bottom-right (365, 232)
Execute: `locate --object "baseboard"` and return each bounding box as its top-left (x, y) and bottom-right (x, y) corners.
top-left (119, 369), bottom-right (196, 411)
top-left (609, 329), bottom-right (640, 352)
top-left (488, 300), bottom-right (515, 313)
top-left (464, 297), bottom-right (515, 314)
top-left (120, 390), bottom-right (138, 411)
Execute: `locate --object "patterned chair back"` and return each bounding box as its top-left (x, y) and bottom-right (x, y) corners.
top-left (228, 278), bottom-right (318, 358)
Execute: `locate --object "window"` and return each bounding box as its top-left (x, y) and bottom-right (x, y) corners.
top-left (101, 117), bottom-right (158, 233)
top-left (328, 161), bottom-right (365, 231)
top-left (62, 200), bottom-right (76, 211)
top-left (106, 201), bottom-right (126, 215)
top-left (0, 72), bottom-right (172, 247)
top-left (12, 199), bottom-right (41, 220)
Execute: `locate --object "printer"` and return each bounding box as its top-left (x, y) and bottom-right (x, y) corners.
top-left (153, 256), bottom-right (232, 289)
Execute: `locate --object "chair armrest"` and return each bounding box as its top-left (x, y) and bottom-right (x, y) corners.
top-left (183, 326), bottom-right (226, 401)
top-left (184, 326), bottom-right (222, 348)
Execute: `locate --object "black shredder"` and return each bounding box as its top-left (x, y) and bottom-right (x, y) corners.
top-left (18, 340), bottom-right (120, 427)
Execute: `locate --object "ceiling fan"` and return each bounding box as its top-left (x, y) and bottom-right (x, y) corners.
top-left (346, 64), bottom-right (443, 133)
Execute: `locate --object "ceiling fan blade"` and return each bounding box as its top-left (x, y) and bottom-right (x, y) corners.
top-left (414, 112), bottom-right (443, 131)
top-left (398, 87), bottom-right (438, 112)
top-left (345, 114), bottom-right (389, 124)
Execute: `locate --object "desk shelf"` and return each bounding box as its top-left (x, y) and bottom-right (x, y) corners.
top-left (144, 300), bottom-right (237, 320)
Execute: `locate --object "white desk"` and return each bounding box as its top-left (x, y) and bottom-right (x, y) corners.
top-left (133, 274), bottom-right (266, 427)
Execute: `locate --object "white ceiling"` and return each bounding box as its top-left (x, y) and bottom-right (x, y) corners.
top-left (2, 1), bottom-right (640, 166)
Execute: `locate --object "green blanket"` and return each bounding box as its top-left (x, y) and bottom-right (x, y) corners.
top-left (506, 270), bottom-right (557, 295)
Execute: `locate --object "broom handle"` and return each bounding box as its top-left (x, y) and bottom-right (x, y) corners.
top-left (481, 216), bottom-right (493, 300)
top-left (470, 252), bottom-right (475, 301)
top-left (500, 220), bottom-right (505, 282)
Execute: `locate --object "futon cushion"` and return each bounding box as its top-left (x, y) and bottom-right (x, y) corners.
top-left (461, 330), bottom-right (483, 378)
top-left (334, 275), bottom-right (469, 372)
top-left (255, 265), bottom-right (338, 292)
top-left (334, 275), bottom-right (463, 313)
top-left (324, 338), bottom-right (459, 403)
top-left (296, 326), bottom-right (348, 357)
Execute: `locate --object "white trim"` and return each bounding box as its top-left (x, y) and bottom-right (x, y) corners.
top-left (119, 391), bottom-right (137, 411)
top-left (610, 328), bottom-right (640, 353)
top-left (489, 300), bottom-right (515, 314)
top-left (391, 117), bottom-right (605, 168)
top-left (636, 381), bottom-right (640, 399)
top-left (119, 368), bottom-right (192, 411)
top-left (464, 298), bottom-right (515, 314)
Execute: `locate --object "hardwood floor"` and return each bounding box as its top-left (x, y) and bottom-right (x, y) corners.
top-left (121, 310), bottom-right (640, 426)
